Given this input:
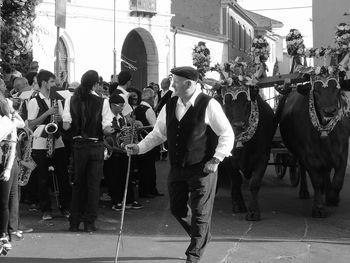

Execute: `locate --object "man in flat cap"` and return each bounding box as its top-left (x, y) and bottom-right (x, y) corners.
top-left (126, 66), bottom-right (234, 262)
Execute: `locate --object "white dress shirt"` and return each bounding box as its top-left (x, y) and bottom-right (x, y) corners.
top-left (138, 87), bottom-right (234, 161)
top-left (27, 92), bottom-right (65, 150)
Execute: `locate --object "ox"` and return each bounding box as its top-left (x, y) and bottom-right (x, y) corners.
top-left (218, 84), bottom-right (275, 221)
top-left (279, 69), bottom-right (350, 217)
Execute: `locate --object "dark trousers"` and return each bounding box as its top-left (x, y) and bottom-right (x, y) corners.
top-left (138, 148), bottom-right (158, 196)
top-left (31, 148), bottom-right (71, 213)
top-left (70, 140), bottom-right (104, 223)
top-left (8, 161), bottom-right (19, 233)
top-left (0, 161), bottom-right (19, 236)
top-left (168, 163), bottom-right (217, 263)
top-left (104, 152), bottom-right (135, 205)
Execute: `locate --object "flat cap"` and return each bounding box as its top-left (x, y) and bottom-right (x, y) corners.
top-left (170, 66), bottom-right (199, 82)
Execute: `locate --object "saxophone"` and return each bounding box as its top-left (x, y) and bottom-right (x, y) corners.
top-left (17, 127), bottom-right (36, 186)
top-left (0, 112), bottom-right (17, 181)
top-left (45, 100), bottom-right (58, 158)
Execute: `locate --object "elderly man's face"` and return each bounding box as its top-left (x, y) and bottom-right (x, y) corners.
top-left (172, 75), bottom-right (195, 99)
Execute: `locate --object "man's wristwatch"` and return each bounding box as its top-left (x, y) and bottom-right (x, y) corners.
top-left (211, 157), bottom-right (221, 164)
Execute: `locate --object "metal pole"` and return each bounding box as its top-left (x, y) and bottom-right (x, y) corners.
top-left (55, 26), bottom-right (60, 77)
top-left (113, 0), bottom-right (116, 81)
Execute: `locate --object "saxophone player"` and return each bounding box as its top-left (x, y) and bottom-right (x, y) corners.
top-left (27, 70), bottom-right (71, 221)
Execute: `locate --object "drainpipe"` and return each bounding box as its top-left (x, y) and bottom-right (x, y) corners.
top-left (173, 26), bottom-right (177, 67)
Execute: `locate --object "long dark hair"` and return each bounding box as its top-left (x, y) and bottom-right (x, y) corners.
top-left (73, 70), bottom-right (99, 132)
top-left (75, 70), bottom-right (99, 101)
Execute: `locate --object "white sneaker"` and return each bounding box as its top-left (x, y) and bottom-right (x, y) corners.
top-left (42, 212), bottom-right (53, 220)
top-left (0, 237), bottom-right (12, 250)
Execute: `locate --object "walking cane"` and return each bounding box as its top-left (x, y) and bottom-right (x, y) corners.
top-left (113, 120), bottom-right (136, 263)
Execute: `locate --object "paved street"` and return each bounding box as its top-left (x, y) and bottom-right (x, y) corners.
top-left (3, 158), bottom-right (350, 263)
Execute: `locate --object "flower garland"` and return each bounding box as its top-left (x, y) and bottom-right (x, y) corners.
top-left (308, 89), bottom-right (341, 137)
top-left (335, 23), bottom-right (350, 52)
top-left (192, 41), bottom-right (211, 78)
top-left (220, 85), bottom-right (259, 147)
top-left (213, 57), bottom-right (257, 87)
top-left (286, 29), bottom-right (305, 56)
top-left (250, 35), bottom-right (270, 63)
top-left (300, 65), bottom-right (344, 84)
top-left (304, 46), bottom-right (341, 58)
top-left (234, 100), bottom-right (259, 147)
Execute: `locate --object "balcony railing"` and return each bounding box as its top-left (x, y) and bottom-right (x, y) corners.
top-left (130, 0), bottom-right (157, 17)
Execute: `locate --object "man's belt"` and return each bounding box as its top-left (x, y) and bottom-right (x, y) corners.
top-left (72, 136), bottom-right (100, 142)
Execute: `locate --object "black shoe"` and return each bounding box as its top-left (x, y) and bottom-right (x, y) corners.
top-left (83, 222), bottom-right (96, 232)
top-left (68, 217), bottom-right (80, 232)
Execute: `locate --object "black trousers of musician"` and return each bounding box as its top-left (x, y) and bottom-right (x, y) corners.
top-left (137, 147), bottom-right (159, 197)
top-left (0, 161), bottom-right (19, 237)
top-left (168, 163), bottom-right (217, 263)
top-left (104, 152), bottom-right (135, 205)
top-left (31, 148), bottom-right (71, 213)
top-left (70, 140), bottom-right (104, 224)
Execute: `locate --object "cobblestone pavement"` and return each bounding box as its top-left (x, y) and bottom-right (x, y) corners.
top-left (4, 158), bottom-right (350, 263)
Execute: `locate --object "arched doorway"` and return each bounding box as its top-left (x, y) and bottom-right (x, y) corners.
top-left (121, 28), bottom-right (159, 91)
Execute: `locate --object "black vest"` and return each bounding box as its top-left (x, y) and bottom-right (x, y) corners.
top-left (134, 104), bottom-right (150, 126)
top-left (70, 94), bottom-right (104, 140)
top-left (134, 104), bottom-right (153, 138)
top-left (166, 93), bottom-right (218, 167)
top-left (35, 94), bottom-right (62, 138)
top-left (35, 95), bottom-right (51, 125)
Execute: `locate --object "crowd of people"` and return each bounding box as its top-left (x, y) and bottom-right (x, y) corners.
top-left (0, 61), bottom-right (235, 263)
top-left (0, 61), bottom-right (173, 255)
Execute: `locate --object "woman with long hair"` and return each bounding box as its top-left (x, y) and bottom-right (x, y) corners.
top-left (63, 70), bottom-right (113, 232)
top-left (0, 90), bottom-right (25, 255)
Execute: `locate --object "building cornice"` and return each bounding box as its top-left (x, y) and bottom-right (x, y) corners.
top-left (221, 0), bottom-right (256, 27)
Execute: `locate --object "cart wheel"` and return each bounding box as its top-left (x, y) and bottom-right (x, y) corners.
top-left (289, 162), bottom-right (301, 187)
top-left (274, 153), bottom-right (287, 179)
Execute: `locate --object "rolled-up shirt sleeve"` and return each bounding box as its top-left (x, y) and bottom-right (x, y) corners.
top-left (206, 98), bottom-right (234, 161)
top-left (102, 98), bottom-right (114, 130)
top-left (137, 105), bottom-right (167, 154)
top-left (62, 96), bottom-right (72, 123)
